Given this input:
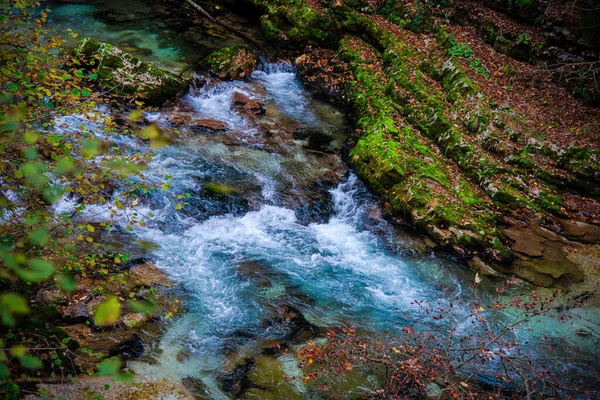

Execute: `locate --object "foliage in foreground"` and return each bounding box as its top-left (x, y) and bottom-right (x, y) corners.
top-left (0, 1), bottom-right (169, 396)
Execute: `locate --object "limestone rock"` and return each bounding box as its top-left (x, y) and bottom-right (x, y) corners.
top-left (130, 262), bottom-right (169, 287)
top-left (559, 219), bottom-right (600, 244)
top-left (467, 256), bottom-right (498, 276)
top-left (74, 38), bottom-right (188, 104)
top-left (504, 228), bottom-right (544, 257)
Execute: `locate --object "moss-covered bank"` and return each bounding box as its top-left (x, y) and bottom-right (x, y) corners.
top-left (239, 0), bottom-right (600, 276)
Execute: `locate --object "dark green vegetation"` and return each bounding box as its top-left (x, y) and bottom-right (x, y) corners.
top-left (0, 1), bottom-right (178, 396)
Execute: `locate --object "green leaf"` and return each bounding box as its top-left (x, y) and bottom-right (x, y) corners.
top-left (20, 355), bottom-right (42, 369)
top-left (0, 363), bottom-right (9, 379)
top-left (23, 131), bottom-right (38, 144)
top-left (93, 297), bottom-right (121, 327)
top-left (28, 227), bottom-right (49, 246)
top-left (97, 358), bottom-right (120, 376)
top-left (57, 273), bottom-right (76, 292)
top-left (23, 161), bottom-right (49, 185)
top-left (54, 156), bottom-right (74, 175)
top-left (128, 300), bottom-right (157, 314)
top-left (82, 138), bottom-right (102, 158)
top-left (10, 345), bottom-right (26, 357)
top-left (7, 83), bottom-right (18, 91)
top-left (0, 293), bottom-right (30, 327)
top-left (16, 259), bottom-right (54, 282)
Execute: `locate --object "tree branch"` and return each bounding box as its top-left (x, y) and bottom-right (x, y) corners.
top-left (182, 0), bottom-right (263, 51)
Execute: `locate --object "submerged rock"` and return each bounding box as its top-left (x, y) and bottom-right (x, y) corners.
top-left (204, 45), bottom-right (258, 80)
top-left (218, 357), bottom-right (255, 396)
top-left (246, 356), bottom-right (304, 399)
top-left (31, 377), bottom-right (198, 400)
top-left (74, 38), bottom-right (188, 105)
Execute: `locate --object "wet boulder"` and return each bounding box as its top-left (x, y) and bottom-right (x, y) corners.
top-left (218, 357), bottom-right (255, 396)
top-left (204, 45), bottom-right (258, 80)
top-left (129, 261), bottom-right (170, 287)
top-left (62, 324), bottom-right (143, 370)
top-left (74, 38), bottom-right (188, 105)
top-left (191, 118), bottom-right (228, 132)
top-left (232, 91), bottom-right (266, 114)
top-left (246, 356), bottom-right (304, 399)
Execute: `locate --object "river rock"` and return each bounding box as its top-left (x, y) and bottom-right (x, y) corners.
top-left (205, 45), bottom-right (258, 80)
top-left (30, 377), bottom-right (197, 400)
top-left (246, 356), bottom-right (304, 399)
top-left (265, 305), bottom-right (320, 343)
top-left (74, 38), bottom-right (188, 105)
top-left (130, 262), bottom-right (169, 287)
top-left (62, 323), bottom-right (141, 370)
top-left (60, 294), bottom-right (105, 322)
top-left (467, 256), bottom-right (498, 277)
top-left (232, 91), bottom-right (266, 114)
top-left (218, 357), bottom-right (255, 396)
top-left (35, 288), bottom-right (67, 307)
top-left (558, 219), bottom-right (600, 243)
top-left (165, 112), bottom-right (193, 126)
top-left (232, 91), bottom-right (252, 105)
top-left (120, 312), bottom-right (148, 328)
top-left (503, 228), bottom-right (544, 257)
top-left (192, 118), bottom-right (227, 131)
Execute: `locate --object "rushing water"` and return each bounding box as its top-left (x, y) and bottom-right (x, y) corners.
top-left (51, 63), bottom-right (598, 398)
top-left (47, 1), bottom-right (600, 398)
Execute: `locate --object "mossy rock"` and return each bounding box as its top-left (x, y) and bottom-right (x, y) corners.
top-left (245, 356), bottom-right (303, 399)
top-left (204, 45), bottom-right (258, 80)
top-left (74, 38), bottom-right (188, 105)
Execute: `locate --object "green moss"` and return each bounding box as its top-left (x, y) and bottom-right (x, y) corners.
top-left (339, 35), bottom-right (509, 257)
top-left (249, 0), bottom-right (338, 46)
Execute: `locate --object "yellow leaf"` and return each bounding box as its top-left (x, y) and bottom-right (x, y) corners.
top-left (86, 224), bottom-right (95, 233)
top-left (94, 297), bottom-right (121, 326)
